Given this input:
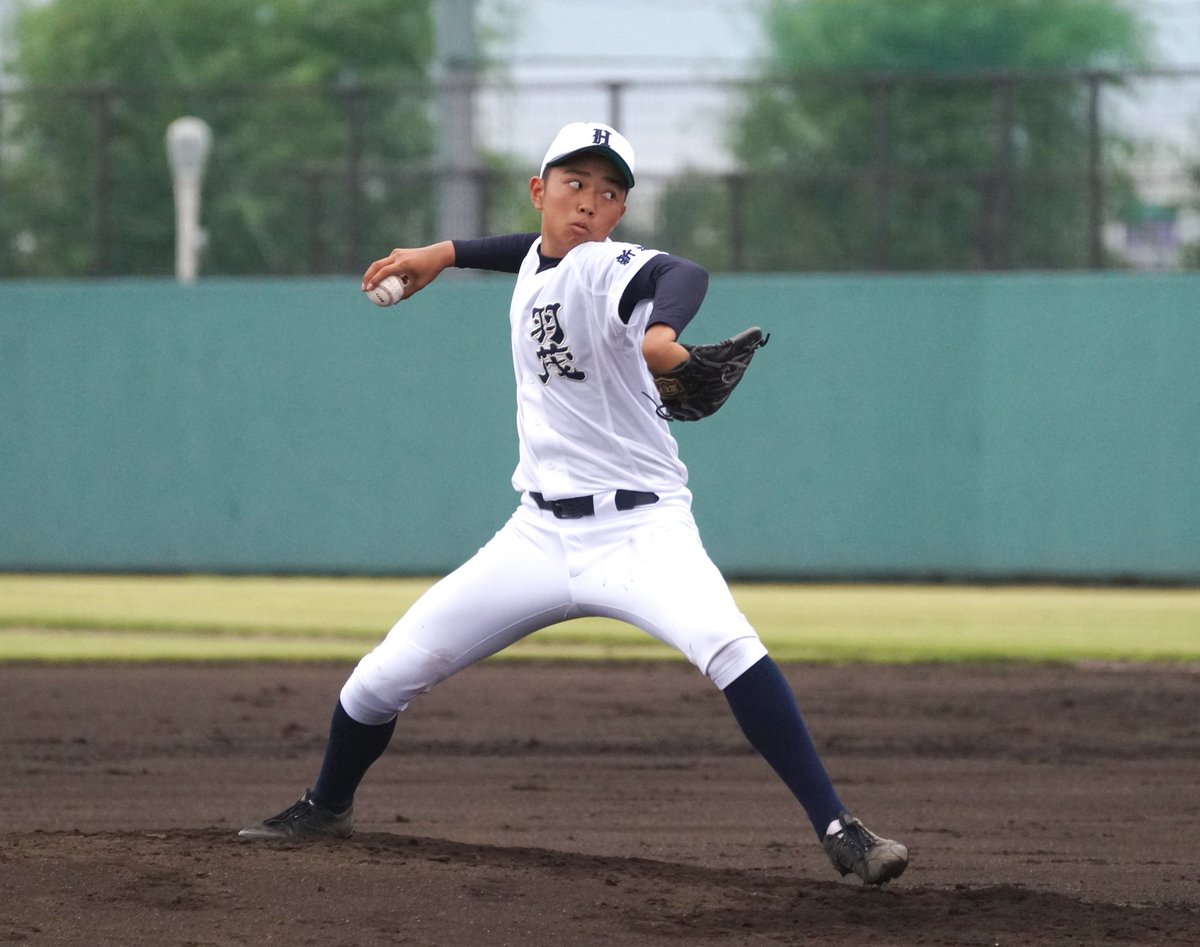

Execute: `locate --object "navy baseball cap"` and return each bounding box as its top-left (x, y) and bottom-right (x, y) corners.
top-left (540, 122), bottom-right (636, 189)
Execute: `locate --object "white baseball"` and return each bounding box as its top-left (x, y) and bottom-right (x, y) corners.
top-left (366, 274), bottom-right (409, 307)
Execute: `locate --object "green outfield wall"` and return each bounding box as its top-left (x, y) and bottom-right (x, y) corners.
top-left (1, 273), bottom-right (1197, 581)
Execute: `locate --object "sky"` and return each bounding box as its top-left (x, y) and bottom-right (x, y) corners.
top-left (1143, 0), bottom-right (1200, 64)
top-left (479, 0), bottom-right (1200, 72)
top-left (474, 0), bottom-right (1200, 181)
top-left (472, 0), bottom-right (771, 175)
top-left (472, 0), bottom-right (766, 175)
top-left (478, 0), bottom-right (768, 79)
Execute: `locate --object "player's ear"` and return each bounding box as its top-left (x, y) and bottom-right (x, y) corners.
top-left (529, 175), bottom-right (546, 211)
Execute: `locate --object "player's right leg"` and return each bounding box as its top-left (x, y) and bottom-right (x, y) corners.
top-left (338, 506), bottom-right (572, 722)
top-left (238, 507), bottom-right (572, 840)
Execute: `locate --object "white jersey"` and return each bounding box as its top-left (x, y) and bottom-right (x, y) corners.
top-left (508, 238), bottom-right (689, 499)
top-left (341, 236), bottom-right (767, 729)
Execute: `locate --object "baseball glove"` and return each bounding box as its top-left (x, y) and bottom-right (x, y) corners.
top-left (651, 326), bottom-right (770, 422)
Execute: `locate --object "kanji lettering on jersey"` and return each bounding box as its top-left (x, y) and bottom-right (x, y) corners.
top-left (531, 303), bottom-right (586, 383)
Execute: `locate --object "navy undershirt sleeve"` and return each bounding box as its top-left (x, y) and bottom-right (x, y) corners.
top-left (452, 233), bottom-right (539, 273)
top-left (618, 254), bottom-right (708, 335)
top-left (451, 238), bottom-right (705, 335)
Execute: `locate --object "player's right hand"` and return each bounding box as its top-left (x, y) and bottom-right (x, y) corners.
top-left (361, 241), bottom-right (456, 296)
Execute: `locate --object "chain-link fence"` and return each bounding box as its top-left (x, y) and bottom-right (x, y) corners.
top-left (1, 69), bottom-right (1198, 277)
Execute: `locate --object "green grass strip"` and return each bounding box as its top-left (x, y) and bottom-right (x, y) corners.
top-left (0, 574), bottom-right (1197, 664)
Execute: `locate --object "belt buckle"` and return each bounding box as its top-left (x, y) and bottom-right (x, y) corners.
top-left (552, 498), bottom-right (591, 519)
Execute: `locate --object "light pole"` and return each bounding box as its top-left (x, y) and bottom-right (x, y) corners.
top-left (435, 0), bottom-right (481, 238)
top-left (165, 117), bottom-right (212, 284)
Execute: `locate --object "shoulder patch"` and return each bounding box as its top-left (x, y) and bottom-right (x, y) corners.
top-left (615, 245), bottom-right (645, 265)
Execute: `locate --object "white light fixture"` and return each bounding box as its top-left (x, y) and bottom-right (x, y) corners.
top-left (165, 117), bottom-right (213, 284)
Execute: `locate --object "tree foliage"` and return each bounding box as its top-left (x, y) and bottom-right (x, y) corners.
top-left (759, 0), bottom-right (1144, 73)
top-left (659, 0), bottom-right (1149, 271)
top-left (1, 0), bottom-right (435, 276)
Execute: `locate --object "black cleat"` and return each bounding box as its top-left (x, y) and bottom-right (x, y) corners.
top-left (238, 789), bottom-right (353, 841)
top-left (822, 810), bottom-right (909, 885)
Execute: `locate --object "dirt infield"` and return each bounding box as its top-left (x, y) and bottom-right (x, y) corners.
top-left (2, 660), bottom-right (1198, 946)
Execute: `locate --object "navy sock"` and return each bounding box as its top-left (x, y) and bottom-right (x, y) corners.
top-left (309, 700), bottom-right (397, 813)
top-left (722, 656), bottom-right (845, 838)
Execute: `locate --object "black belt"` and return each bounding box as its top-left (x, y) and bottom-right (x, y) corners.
top-left (530, 490), bottom-right (659, 519)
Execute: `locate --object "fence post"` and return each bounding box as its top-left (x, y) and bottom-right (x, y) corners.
top-left (1087, 73), bottom-right (1105, 269)
top-left (0, 90), bottom-right (5, 233)
top-left (304, 169), bottom-right (325, 274)
top-left (435, 0), bottom-right (482, 247)
top-left (870, 76), bottom-right (893, 270)
top-left (92, 88), bottom-right (113, 277)
top-left (725, 172), bottom-right (746, 272)
top-left (341, 82), bottom-right (366, 273)
top-left (987, 74), bottom-right (1015, 269)
top-left (478, 165), bottom-right (495, 238)
top-left (606, 82), bottom-right (625, 132)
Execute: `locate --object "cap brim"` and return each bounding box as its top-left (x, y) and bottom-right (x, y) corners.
top-left (545, 147), bottom-right (635, 189)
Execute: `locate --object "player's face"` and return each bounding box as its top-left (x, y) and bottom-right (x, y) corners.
top-left (530, 154), bottom-right (628, 257)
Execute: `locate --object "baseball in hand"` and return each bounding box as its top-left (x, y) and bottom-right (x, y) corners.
top-left (366, 274), bottom-right (409, 307)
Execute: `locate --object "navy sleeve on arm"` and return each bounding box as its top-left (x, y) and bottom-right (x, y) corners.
top-left (452, 233), bottom-right (539, 273)
top-left (618, 254), bottom-right (709, 335)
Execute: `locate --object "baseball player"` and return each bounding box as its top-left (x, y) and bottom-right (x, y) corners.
top-left (239, 122), bottom-right (908, 886)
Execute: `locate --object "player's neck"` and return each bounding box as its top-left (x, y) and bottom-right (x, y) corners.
top-left (536, 249), bottom-right (563, 273)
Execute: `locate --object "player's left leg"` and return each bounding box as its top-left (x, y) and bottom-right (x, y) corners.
top-left (570, 505), bottom-right (841, 828)
top-left (572, 502), bottom-right (907, 885)
top-left (720, 654), bottom-right (907, 884)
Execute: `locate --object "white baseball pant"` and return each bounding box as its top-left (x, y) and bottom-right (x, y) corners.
top-left (339, 490), bottom-right (768, 725)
